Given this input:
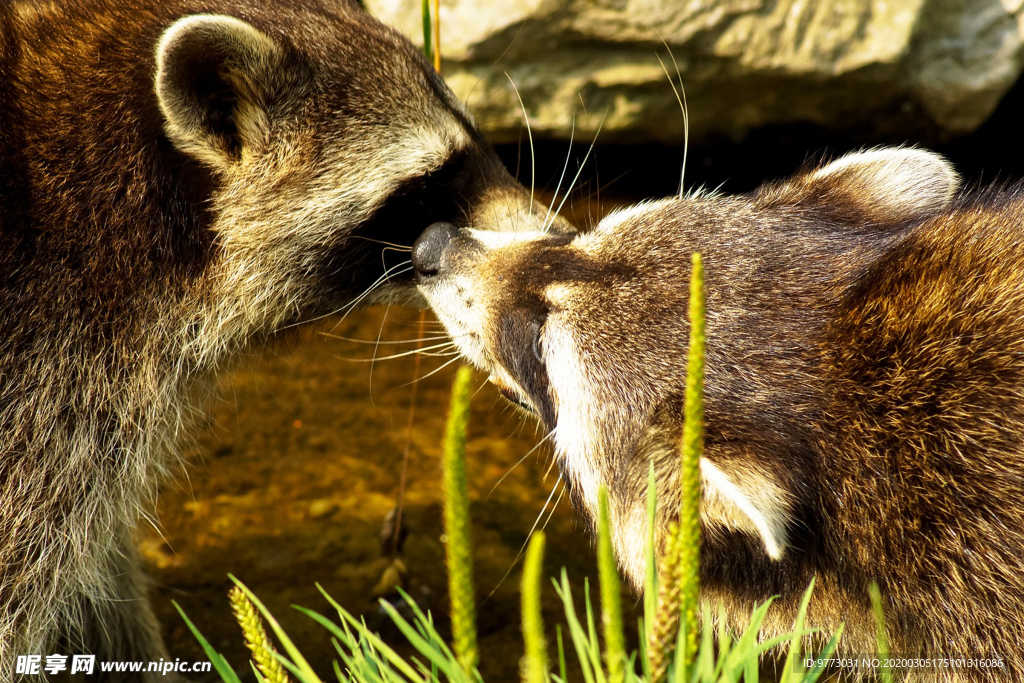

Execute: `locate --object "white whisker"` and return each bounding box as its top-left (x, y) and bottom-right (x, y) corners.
top-left (484, 476), bottom-right (564, 602)
top-left (667, 46), bottom-right (689, 198)
top-left (542, 110), bottom-right (609, 233)
top-left (539, 482), bottom-right (565, 532)
top-left (338, 341), bottom-right (458, 363)
top-left (331, 263), bottom-right (414, 325)
top-left (486, 429), bottom-right (556, 500)
top-left (369, 300), bottom-right (392, 400)
top-left (656, 44), bottom-right (689, 198)
top-left (318, 333), bottom-right (451, 345)
top-left (543, 452), bottom-right (562, 480)
top-left (396, 354), bottom-right (464, 388)
top-left (506, 73), bottom-right (536, 220)
top-left (543, 117), bottom-right (576, 230)
top-left (346, 235), bottom-right (413, 250)
top-left (288, 261), bottom-right (413, 333)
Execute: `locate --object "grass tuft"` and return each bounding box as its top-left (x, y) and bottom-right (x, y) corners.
top-left (230, 585), bottom-right (292, 683)
top-left (597, 487), bottom-right (626, 683)
top-left (522, 532), bottom-right (549, 683)
top-left (443, 365), bottom-right (479, 675)
top-left (647, 252), bottom-right (706, 681)
top-left (679, 252), bottom-right (706, 673)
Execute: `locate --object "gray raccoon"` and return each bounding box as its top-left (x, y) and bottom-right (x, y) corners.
top-left (0, 0), bottom-right (564, 679)
top-left (414, 147), bottom-right (1024, 680)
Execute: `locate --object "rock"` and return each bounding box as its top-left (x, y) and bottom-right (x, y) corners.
top-left (365, 0), bottom-right (1024, 143)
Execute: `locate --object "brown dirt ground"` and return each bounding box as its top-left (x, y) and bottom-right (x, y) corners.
top-left (141, 305), bottom-right (643, 682)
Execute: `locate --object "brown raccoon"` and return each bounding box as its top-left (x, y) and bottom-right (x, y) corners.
top-left (0, 0), bottom-right (565, 678)
top-left (414, 148), bottom-right (1024, 679)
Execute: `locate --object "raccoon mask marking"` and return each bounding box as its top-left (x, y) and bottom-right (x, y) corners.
top-left (415, 147), bottom-right (1024, 670)
top-left (0, 0), bottom-right (570, 677)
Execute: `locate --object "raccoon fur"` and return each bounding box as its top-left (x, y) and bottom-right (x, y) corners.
top-left (413, 147), bottom-right (1024, 680)
top-left (0, 0), bottom-right (565, 678)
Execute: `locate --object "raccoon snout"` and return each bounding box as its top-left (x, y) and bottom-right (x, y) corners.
top-left (412, 221), bottom-right (459, 282)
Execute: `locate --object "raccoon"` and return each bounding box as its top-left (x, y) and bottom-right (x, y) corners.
top-left (0, 0), bottom-right (565, 678)
top-left (413, 147), bottom-right (1024, 679)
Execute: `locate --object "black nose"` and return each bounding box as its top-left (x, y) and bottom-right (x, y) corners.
top-left (412, 222), bottom-right (459, 280)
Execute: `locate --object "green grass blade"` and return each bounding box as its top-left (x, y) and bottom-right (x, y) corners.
top-left (556, 625), bottom-right (568, 683)
top-left (553, 572), bottom-right (597, 683)
top-left (726, 598), bottom-right (775, 660)
top-left (779, 578), bottom-right (816, 683)
top-left (375, 601), bottom-right (463, 682)
top-left (420, 0), bottom-right (432, 61)
top-left (362, 638), bottom-right (397, 683)
top-left (801, 625), bottom-right (844, 683)
top-left (751, 628), bottom-right (819, 659)
top-left (173, 601), bottom-right (243, 683)
top-left (331, 637), bottom-right (364, 682)
top-left (692, 609), bottom-right (714, 683)
top-left (869, 583), bottom-right (892, 683)
top-left (712, 610), bottom-right (732, 683)
top-left (645, 462), bottom-right (659, 642)
top-left (273, 653), bottom-right (319, 683)
top-left (392, 587), bottom-right (460, 661)
top-left (318, 587), bottom-right (424, 670)
top-left (743, 657), bottom-right (759, 683)
top-left (678, 252), bottom-right (705, 675)
top-left (625, 651), bottom-right (639, 683)
top-left (598, 487), bottom-right (626, 683)
top-left (443, 365), bottom-right (479, 675)
top-left (295, 605), bottom-right (421, 682)
top-left (638, 617), bottom-right (652, 683)
top-left (522, 531), bottom-right (549, 683)
top-left (583, 578), bottom-right (607, 683)
top-left (330, 658), bottom-right (344, 683)
top-left (719, 598), bottom-right (779, 680)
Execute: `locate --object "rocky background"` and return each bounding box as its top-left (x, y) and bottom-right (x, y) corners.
top-left (146, 2), bottom-right (1024, 681)
top-left (368, 0), bottom-right (1024, 145)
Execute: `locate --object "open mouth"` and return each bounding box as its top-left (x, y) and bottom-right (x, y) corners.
top-left (491, 377), bottom-right (536, 414)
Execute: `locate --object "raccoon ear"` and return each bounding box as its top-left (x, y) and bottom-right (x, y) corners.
top-left (700, 458), bottom-right (791, 560)
top-left (779, 147), bottom-right (960, 226)
top-left (155, 15), bottom-right (296, 172)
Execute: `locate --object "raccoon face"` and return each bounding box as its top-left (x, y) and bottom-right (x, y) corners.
top-left (414, 148), bottom-right (960, 589)
top-left (154, 7), bottom-right (561, 334)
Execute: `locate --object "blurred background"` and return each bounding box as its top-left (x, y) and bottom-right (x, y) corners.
top-left (143, 0), bottom-right (1024, 679)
